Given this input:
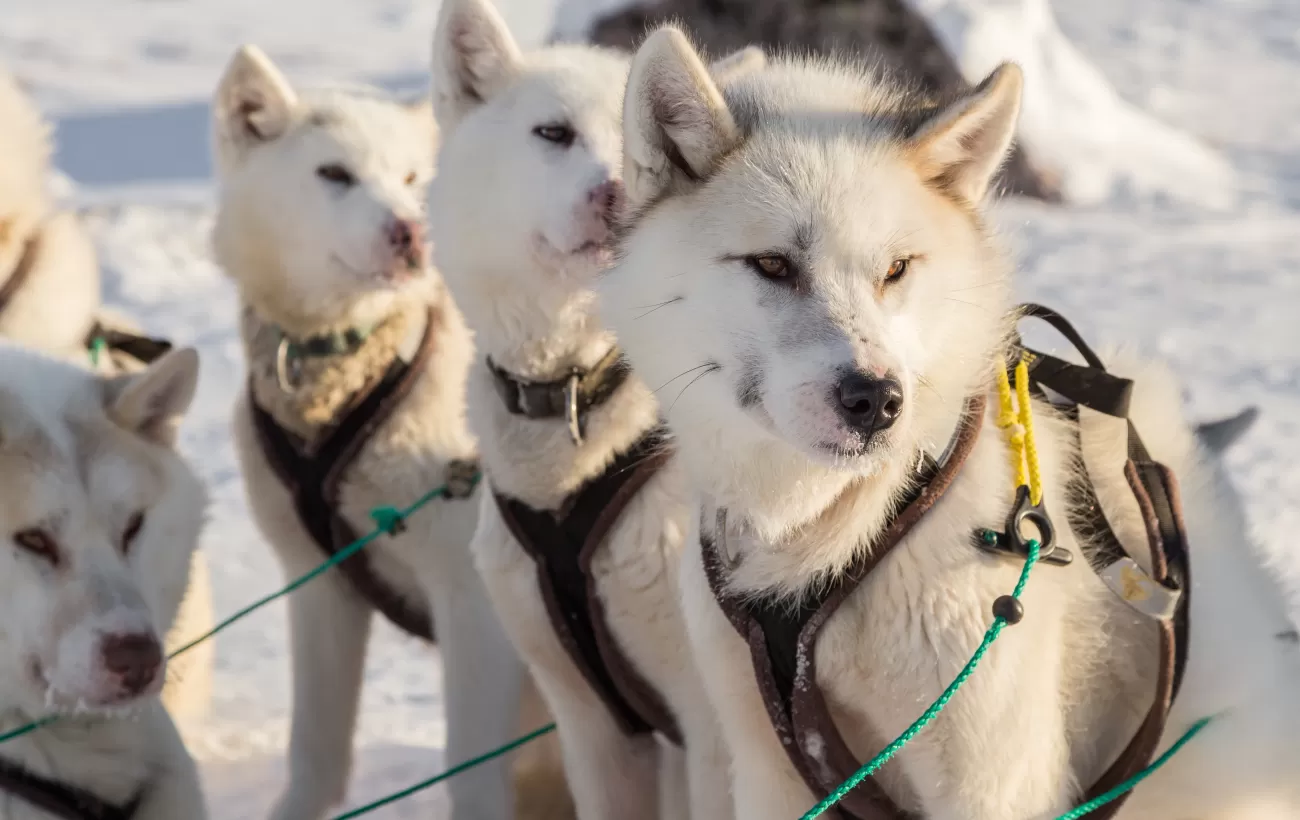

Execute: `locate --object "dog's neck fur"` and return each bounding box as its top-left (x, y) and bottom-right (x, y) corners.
top-left (707, 371), bottom-right (994, 597)
top-left (468, 266), bottom-right (616, 382)
top-left (232, 257), bottom-right (443, 443)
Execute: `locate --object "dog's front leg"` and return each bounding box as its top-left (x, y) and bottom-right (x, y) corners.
top-left (677, 532), bottom-right (811, 820)
top-left (534, 667), bottom-right (661, 820)
top-left (423, 538), bottom-right (528, 820)
top-left (269, 556), bottom-right (372, 820)
top-left (679, 701), bottom-right (734, 819)
top-left (134, 704), bottom-right (209, 820)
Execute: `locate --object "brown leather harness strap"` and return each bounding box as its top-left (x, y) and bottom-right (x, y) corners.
top-left (0, 231), bottom-right (40, 317)
top-left (0, 757), bottom-right (140, 820)
top-left (249, 306), bottom-right (440, 642)
top-left (703, 397), bottom-right (985, 820)
top-left (494, 425), bottom-right (683, 744)
top-left (1015, 303), bottom-right (1192, 817)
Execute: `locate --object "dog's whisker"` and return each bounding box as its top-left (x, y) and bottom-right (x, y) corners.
top-left (944, 296), bottom-right (989, 312)
top-left (916, 374), bottom-right (944, 401)
top-left (667, 364), bottom-right (721, 413)
top-left (632, 297), bottom-right (683, 320)
top-left (652, 362), bottom-right (717, 394)
top-left (947, 280), bottom-right (1005, 294)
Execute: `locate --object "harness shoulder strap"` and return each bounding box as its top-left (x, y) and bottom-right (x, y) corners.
top-left (702, 396), bottom-right (986, 820)
top-left (1015, 303), bottom-right (1192, 819)
top-left (495, 426), bottom-right (682, 744)
top-left (0, 757), bottom-right (140, 820)
top-left (249, 306), bottom-right (441, 642)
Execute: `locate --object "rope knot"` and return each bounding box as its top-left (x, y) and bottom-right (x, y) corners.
top-left (370, 506), bottom-right (407, 536)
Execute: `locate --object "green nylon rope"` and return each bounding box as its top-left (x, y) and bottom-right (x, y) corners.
top-left (800, 539), bottom-right (1042, 820)
top-left (1053, 717), bottom-right (1212, 820)
top-left (329, 723), bottom-right (558, 819)
top-left (87, 336), bottom-right (106, 367)
top-left (0, 475), bottom-right (478, 746)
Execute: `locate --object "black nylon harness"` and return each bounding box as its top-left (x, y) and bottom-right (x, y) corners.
top-left (249, 307), bottom-right (441, 641)
top-left (0, 759), bottom-right (141, 820)
top-left (704, 303), bottom-right (1193, 820)
top-left (489, 350), bottom-right (683, 743)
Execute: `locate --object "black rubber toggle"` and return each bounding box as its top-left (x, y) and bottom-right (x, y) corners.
top-left (993, 595), bottom-right (1024, 624)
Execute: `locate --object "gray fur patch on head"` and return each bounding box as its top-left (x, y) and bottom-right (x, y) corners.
top-left (735, 360), bottom-right (763, 409)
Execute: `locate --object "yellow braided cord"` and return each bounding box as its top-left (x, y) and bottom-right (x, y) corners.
top-left (1014, 358), bottom-right (1044, 505)
top-left (994, 361), bottom-right (1028, 490)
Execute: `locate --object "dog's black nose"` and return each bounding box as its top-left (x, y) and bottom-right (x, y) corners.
top-left (101, 632), bottom-right (162, 695)
top-left (835, 372), bottom-right (904, 435)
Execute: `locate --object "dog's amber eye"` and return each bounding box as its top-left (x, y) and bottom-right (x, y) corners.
top-left (532, 124), bottom-right (576, 147)
top-left (747, 254), bottom-right (792, 279)
top-left (13, 528), bottom-right (61, 566)
top-left (316, 163), bottom-right (357, 187)
top-left (121, 511), bottom-right (145, 555)
top-left (404, 171), bottom-right (418, 186)
top-left (885, 258), bottom-right (910, 282)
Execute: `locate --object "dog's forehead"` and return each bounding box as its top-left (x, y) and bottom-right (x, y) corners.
top-left (0, 357), bottom-right (157, 523)
top-left (295, 91), bottom-right (431, 170)
top-left (512, 47), bottom-right (629, 124)
top-left (705, 59), bottom-right (948, 252)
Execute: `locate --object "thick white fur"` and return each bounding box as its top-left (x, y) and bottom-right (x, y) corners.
top-left (0, 342), bottom-right (208, 819)
top-left (429, 2), bottom-right (763, 817)
top-left (602, 28), bottom-right (1300, 820)
top-left (212, 46), bottom-right (569, 820)
top-left (0, 66), bottom-right (213, 723)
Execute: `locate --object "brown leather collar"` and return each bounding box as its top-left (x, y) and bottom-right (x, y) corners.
top-left (486, 346), bottom-right (630, 445)
top-left (0, 756), bottom-right (140, 820)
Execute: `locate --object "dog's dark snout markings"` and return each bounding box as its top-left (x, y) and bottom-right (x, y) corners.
top-left (835, 371), bottom-right (904, 433)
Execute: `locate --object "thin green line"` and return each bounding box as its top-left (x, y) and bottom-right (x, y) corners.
top-left (330, 723), bottom-right (557, 820)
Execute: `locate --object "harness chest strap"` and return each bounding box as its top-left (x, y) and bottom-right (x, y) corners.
top-left (494, 426), bottom-right (684, 744)
top-left (249, 306), bottom-right (442, 642)
top-left (702, 396), bottom-right (985, 820)
top-left (0, 757), bottom-right (140, 820)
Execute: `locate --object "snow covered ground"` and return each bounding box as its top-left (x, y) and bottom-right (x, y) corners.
top-left (3, 0), bottom-right (1298, 816)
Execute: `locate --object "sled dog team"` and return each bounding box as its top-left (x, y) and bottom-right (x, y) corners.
top-left (0, 0), bottom-right (1295, 818)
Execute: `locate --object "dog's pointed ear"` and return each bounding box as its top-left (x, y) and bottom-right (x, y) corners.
top-left (624, 27), bottom-right (742, 210)
top-left (908, 63), bottom-right (1023, 205)
top-left (709, 45), bottom-right (766, 86)
top-left (432, 0), bottom-right (522, 130)
top-left (107, 348), bottom-right (200, 447)
top-left (1196, 406), bottom-right (1259, 456)
top-left (213, 45), bottom-right (298, 160)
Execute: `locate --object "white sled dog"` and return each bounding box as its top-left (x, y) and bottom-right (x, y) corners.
top-left (213, 46), bottom-right (569, 820)
top-left (429, 1), bottom-right (764, 817)
top-left (0, 65), bottom-right (214, 723)
top-left (601, 28), bottom-right (1300, 820)
top-left (0, 342), bottom-right (208, 819)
